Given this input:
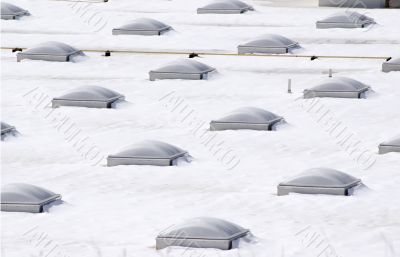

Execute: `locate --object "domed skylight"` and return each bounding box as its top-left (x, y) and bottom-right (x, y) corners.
top-left (156, 217), bottom-right (250, 250)
top-left (107, 140), bottom-right (191, 166)
top-left (382, 57), bottom-right (400, 72)
top-left (316, 11), bottom-right (375, 29)
top-left (112, 18), bottom-right (172, 36)
top-left (1, 2), bottom-right (30, 20)
top-left (210, 107), bottom-right (284, 131)
top-left (278, 168), bottom-right (362, 196)
top-left (149, 59), bottom-right (216, 81)
top-left (52, 86), bottom-right (125, 109)
top-left (303, 77), bottom-right (370, 99)
top-left (1, 121), bottom-right (17, 140)
top-left (197, 0), bottom-right (254, 14)
top-left (1, 183), bottom-right (61, 213)
top-left (379, 137), bottom-right (400, 154)
top-left (17, 41), bottom-right (85, 62)
top-left (238, 34), bottom-right (299, 54)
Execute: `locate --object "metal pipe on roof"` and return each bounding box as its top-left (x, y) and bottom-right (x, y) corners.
top-left (1, 47), bottom-right (390, 61)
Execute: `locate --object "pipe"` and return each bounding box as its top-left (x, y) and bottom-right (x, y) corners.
top-left (1, 47), bottom-right (390, 61)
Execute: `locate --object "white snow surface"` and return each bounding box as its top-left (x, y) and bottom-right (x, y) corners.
top-left (1, 0), bottom-right (400, 257)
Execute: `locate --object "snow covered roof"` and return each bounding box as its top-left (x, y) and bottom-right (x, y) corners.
top-left (316, 11), bottom-right (375, 29)
top-left (52, 86), bottom-right (125, 109)
top-left (379, 137), bottom-right (400, 154)
top-left (278, 168), bottom-right (362, 196)
top-left (1, 121), bottom-right (17, 140)
top-left (238, 34), bottom-right (299, 54)
top-left (149, 59), bottom-right (216, 81)
top-left (1, 2), bottom-right (30, 20)
top-left (107, 140), bottom-right (190, 166)
top-left (156, 217), bottom-right (249, 250)
top-left (1, 183), bottom-right (61, 213)
top-left (303, 77), bottom-right (370, 99)
top-left (17, 41), bottom-right (85, 62)
top-left (112, 18), bottom-right (172, 36)
top-left (210, 107), bottom-right (284, 131)
top-left (197, 0), bottom-right (254, 14)
top-left (382, 57), bottom-right (400, 72)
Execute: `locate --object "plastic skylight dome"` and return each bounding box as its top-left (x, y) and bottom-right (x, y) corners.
top-left (278, 168), bottom-right (362, 196)
top-left (316, 11), bottom-right (375, 29)
top-left (1, 121), bottom-right (17, 140)
top-left (107, 140), bottom-right (191, 167)
top-left (197, 0), bottom-right (254, 14)
top-left (149, 59), bottom-right (216, 81)
top-left (112, 18), bottom-right (172, 36)
top-left (210, 107), bottom-right (284, 131)
top-left (1, 183), bottom-right (62, 213)
top-left (303, 77), bottom-right (371, 99)
top-left (382, 57), bottom-right (400, 72)
top-left (52, 86), bottom-right (125, 108)
top-left (156, 217), bottom-right (250, 250)
top-left (379, 137), bottom-right (400, 154)
top-left (238, 34), bottom-right (299, 54)
top-left (1, 2), bottom-right (30, 20)
top-left (17, 41), bottom-right (85, 62)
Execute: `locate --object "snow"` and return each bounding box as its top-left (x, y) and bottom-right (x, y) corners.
top-left (1, 0), bottom-right (400, 257)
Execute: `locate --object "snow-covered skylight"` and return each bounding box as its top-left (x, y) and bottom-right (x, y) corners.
top-left (17, 41), bottom-right (85, 62)
top-left (1, 183), bottom-right (61, 213)
top-left (278, 168), bottom-right (362, 196)
top-left (52, 86), bottom-right (125, 109)
top-left (382, 57), bottom-right (400, 72)
top-left (1, 2), bottom-right (30, 20)
top-left (112, 18), bottom-right (172, 36)
top-left (1, 121), bottom-right (17, 140)
top-left (107, 140), bottom-right (191, 166)
top-left (379, 137), bottom-right (400, 154)
top-left (303, 77), bottom-right (371, 99)
top-left (156, 217), bottom-right (250, 250)
top-left (316, 11), bottom-right (375, 29)
top-left (149, 59), bottom-right (215, 81)
top-left (197, 0), bottom-right (254, 14)
top-left (210, 107), bottom-right (284, 131)
top-left (238, 34), bottom-right (299, 54)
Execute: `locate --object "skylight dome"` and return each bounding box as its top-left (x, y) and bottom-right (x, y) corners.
top-left (1, 121), bottom-right (17, 140)
top-left (1, 2), bottom-right (30, 20)
top-left (149, 59), bottom-right (216, 81)
top-left (316, 11), bottom-right (375, 29)
top-left (382, 57), bottom-right (400, 72)
top-left (112, 18), bottom-right (172, 36)
top-left (238, 34), bottom-right (299, 54)
top-left (17, 41), bottom-right (85, 62)
top-left (303, 77), bottom-right (370, 99)
top-left (379, 137), bottom-right (400, 154)
top-left (1, 183), bottom-right (61, 213)
top-left (107, 140), bottom-right (191, 167)
top-left (156, 217), bottom-right (250, 250)
top-left (197, 0), bottom-right (254, 14)
top-left (210, 107), bottom-right (284, 131)
top-left (52, 86), bottom-right (125, 108)
top-left (278, 168), bottom-right (362, 196)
